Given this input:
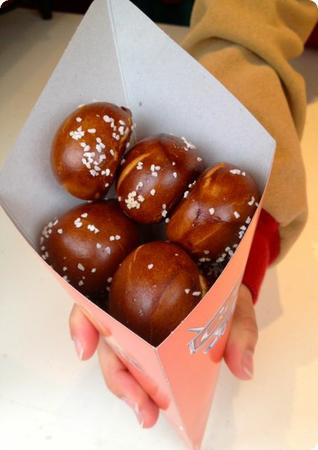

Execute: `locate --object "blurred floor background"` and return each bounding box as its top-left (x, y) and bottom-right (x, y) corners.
top-left (0, 0), bottom-right (195, 24)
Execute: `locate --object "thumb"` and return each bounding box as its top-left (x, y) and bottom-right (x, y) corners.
top-left (224, 284), bottom-right (258, 380)
top-left (69, 304), bottom-right (99, 360)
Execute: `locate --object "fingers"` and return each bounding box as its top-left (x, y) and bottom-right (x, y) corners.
top-left (224, 284), bottom-right (258, 380)
top-left (98, 338), bottom-right (159, 428)
top-left (124, 361), bottom-right (170, 411)
top-left (69, 307), bottom-right (160, 428)
top-left (69, 304), bottom-right (99, 360)
top-left (69, 304), bottom-right (160, 428)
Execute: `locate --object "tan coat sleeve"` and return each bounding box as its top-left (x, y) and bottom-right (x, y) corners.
top-left (183, 0), bottom-right (318, 260)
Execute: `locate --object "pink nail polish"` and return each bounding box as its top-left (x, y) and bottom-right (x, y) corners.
top-left (122, 397), bottom-right (144, 427)
top-left (242, 350), bottom-right (254, 379)
top-left (73, 338), bottom-right (84, 360)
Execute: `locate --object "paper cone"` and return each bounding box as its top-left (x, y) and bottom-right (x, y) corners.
top-left (0, 0), bottom-right (276, 448)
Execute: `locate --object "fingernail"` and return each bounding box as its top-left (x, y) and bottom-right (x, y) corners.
top-left (122, 397), bottom-right (144, 427)
top-left (242, 350), bottom-right (254, 379)
top-left (73, 338), bottom-right (84, 360)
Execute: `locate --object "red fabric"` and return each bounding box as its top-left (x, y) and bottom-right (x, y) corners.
top-left (243, 209), bottom-right (280, 303)
top-left (306, 22), bottom-right (318, 49)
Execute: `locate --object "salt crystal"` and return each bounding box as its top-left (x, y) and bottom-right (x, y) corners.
top-left (248, 196), bottom-right (255, 206)
top-left (136, 161), bottom-right (143, 170)
top-left (103, 115), bottom-right (112, 123)
top-left (181, 136), bottom-right (195, 150)
top-left (74, 218), bottom-right (83, 228)
top-left (69, 128), bottom-right (85, 140)
top-left (230, 169), bottom-right (241, 175)
top-left (87, 224), bottom-right (100, 233)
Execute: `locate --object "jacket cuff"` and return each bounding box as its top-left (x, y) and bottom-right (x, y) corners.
top-left (242, 209), bottom-right (280, 303)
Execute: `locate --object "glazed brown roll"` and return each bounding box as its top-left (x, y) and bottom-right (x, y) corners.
top-left (39, 200), bottom-right (140, 301)
top-left (166, 163), bottom-right (260, 261)
top-left (109, 241), bottom-right (208, 346)
top-left (116, 134), bottom-right (205, 224)
top-left (52, 102), bottom-right (133, 200)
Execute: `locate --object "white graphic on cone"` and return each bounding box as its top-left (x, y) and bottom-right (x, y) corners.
top-left (188, 282), bottom-right (239, 355)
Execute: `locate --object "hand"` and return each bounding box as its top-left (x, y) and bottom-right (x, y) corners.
top-left (69, 283), bottom-right (258, 428)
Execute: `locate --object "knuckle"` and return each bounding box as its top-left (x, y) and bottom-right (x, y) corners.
top-left (240, 315), bottom-right (258, 340)
top-left (103, 372), bottom-right (120, 396)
